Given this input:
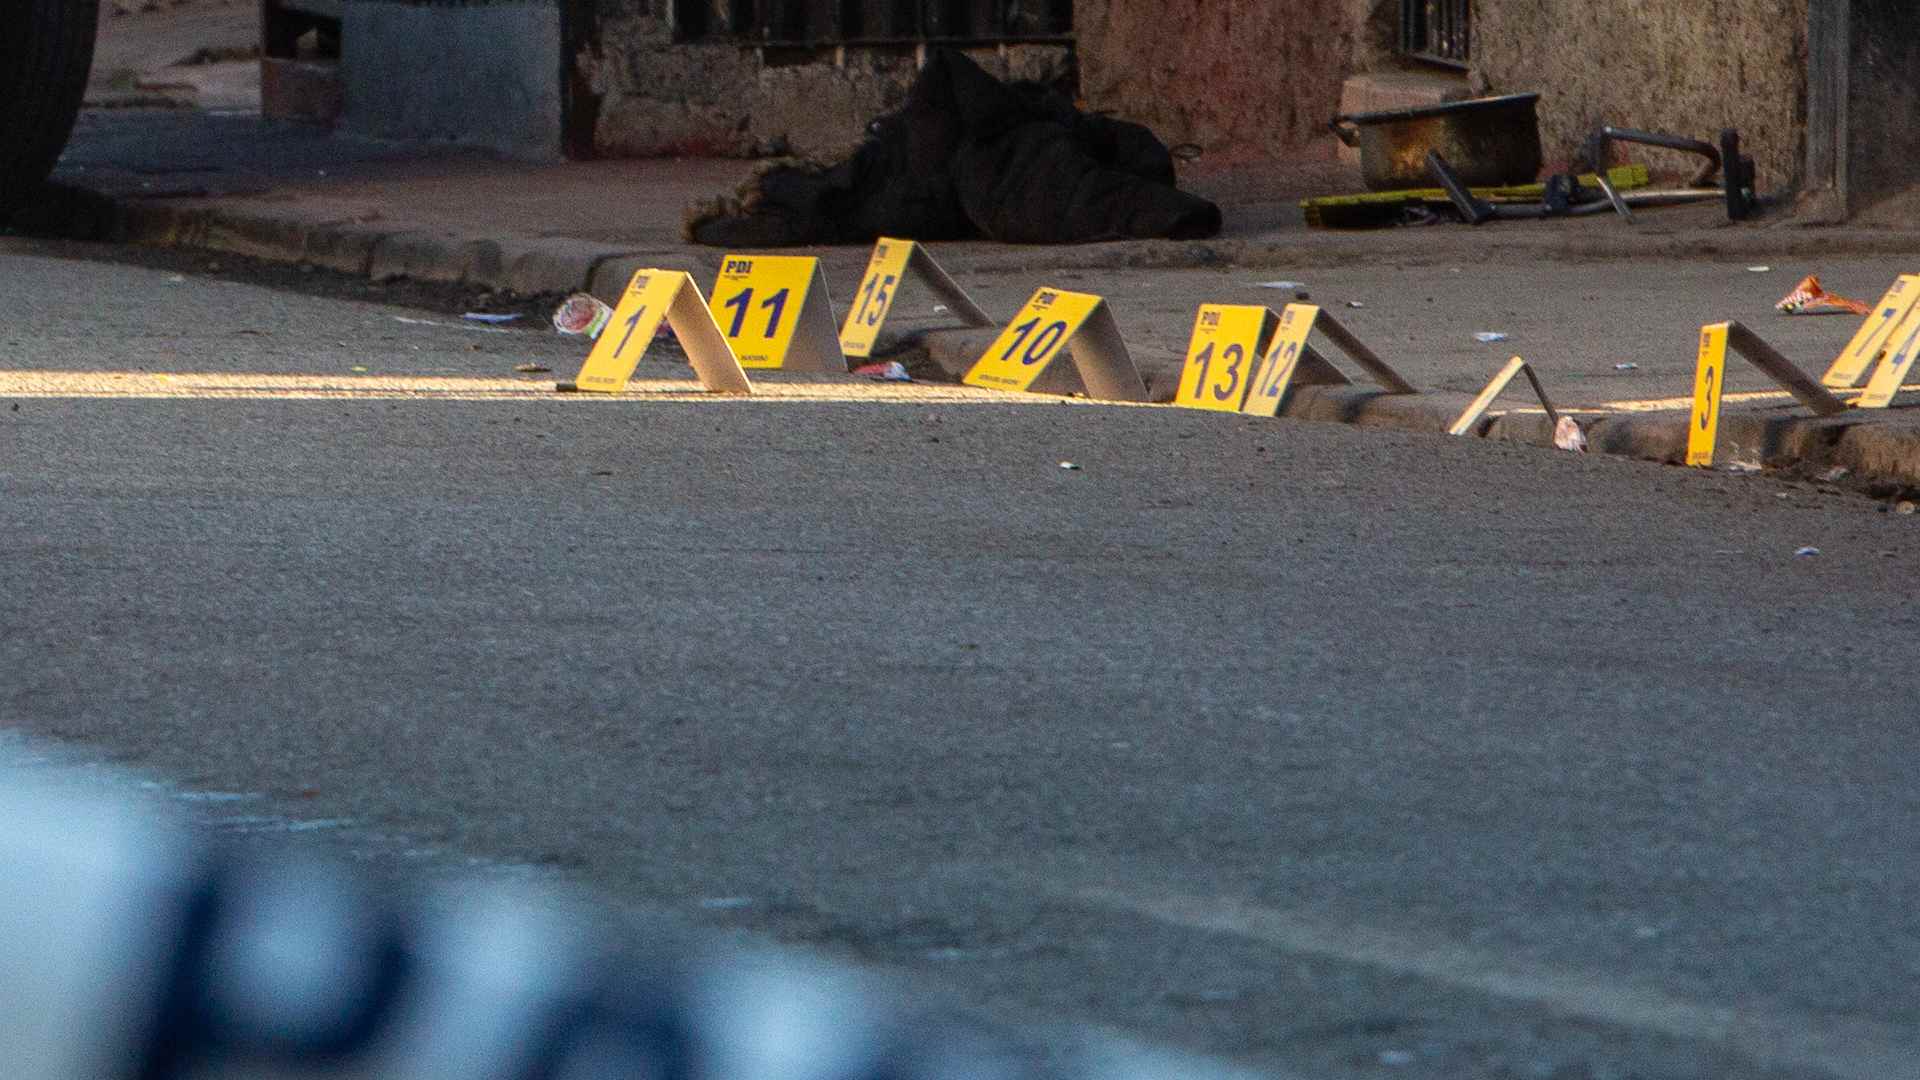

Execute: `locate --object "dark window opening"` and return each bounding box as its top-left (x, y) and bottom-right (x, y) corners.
top-left (1401, 0), bottom-right (1470, 67)
top-left (674, 0), bottom-right (1071, 46)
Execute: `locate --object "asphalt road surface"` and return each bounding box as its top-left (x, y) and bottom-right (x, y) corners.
top-left (4, 240), bottom-right (1918, 1080)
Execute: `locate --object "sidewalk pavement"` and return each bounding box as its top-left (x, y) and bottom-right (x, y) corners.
top-left (30, 105), bottom-right (1920, 491)
top-left (86, 0), bottom-right (260, 111)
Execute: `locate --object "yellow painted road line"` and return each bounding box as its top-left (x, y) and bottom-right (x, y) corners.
top-left (0, 370), bottom-right (1119, 405)
top-left (1599, 384), bottom-right (1920, 413)
top-left (24, 369), bottom-right (1907, 418)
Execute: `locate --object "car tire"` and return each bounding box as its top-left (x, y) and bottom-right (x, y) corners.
top-left (0, 0), bottom-right (98, 218)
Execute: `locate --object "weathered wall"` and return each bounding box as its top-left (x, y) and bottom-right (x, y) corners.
top-left (343, 0), bottom-right (565, 161)
top-left (1473, 0), bottom-right (1807, 187)
top-left (571, 0), bottom-right (1825, 185)
top-left (1074, 0), bottom-right (1367, 164)
top-left (1846, 0), bottom-right (1920, 210)
top-left (580, 0), bottom-right (1069, 159)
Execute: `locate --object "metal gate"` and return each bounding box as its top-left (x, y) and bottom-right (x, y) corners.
top-left (674, 0), bottom-right (1071, 45)
top-left (1401, 0), bottom-right (1470, 67)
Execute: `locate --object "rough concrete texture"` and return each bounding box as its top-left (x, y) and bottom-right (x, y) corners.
top-left (1473, 0), bottom-right (1808, 188)
top-left (582, 25), bottom-right (1070, 159)
top-left (368, 231), bottom-right (488, 285)
top-left (584, 0), bottom-right (1380, 164)
top-left (343, 1), bottom-right (564, 161)
top-left (1845, 0), bottom-right (1920, 213)
top-left (590, 250), bottom-right (726, 302)
top-left (260, 58), bottom-right (342, 127)
top-left (114, 202), bottom-right (209, 249)
top-left (300, 222), bottom-right (388, 277)
top-left (196, 208), bottom-right (323, 264)
top-left (1075, 0), bottom-right (1363, 164)
top-left (484, 237), bottom-right (642, 297)
top-left (579, 0), bottom-right (1819, 185)
top-left (85, 0), bottom-right (257, 107)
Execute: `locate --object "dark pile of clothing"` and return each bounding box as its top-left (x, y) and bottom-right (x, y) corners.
top-left (685, 50), bottom-right (1222, 247)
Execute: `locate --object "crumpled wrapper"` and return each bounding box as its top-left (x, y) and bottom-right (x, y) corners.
top-left (552, 293), bottom-right (614, 338)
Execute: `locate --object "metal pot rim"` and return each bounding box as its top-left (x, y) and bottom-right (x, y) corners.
top-left (1334, 92), bottom-right (1541, 128)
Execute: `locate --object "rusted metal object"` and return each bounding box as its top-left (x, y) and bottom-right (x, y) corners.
top-left (1330, 93), bottom-right (1543, 192)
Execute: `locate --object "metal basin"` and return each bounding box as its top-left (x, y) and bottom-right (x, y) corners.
top-left (1331, 93), bottom-right (1543, 192)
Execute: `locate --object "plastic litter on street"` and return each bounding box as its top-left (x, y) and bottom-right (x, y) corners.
top-left (1775, 275), bottom-right (1871, 315)
top-left (852, 361), bottom-right (912, 381)
top-left (552, 293), bottom-right (613, 338)
top-left (1553, 416), bottom-right (1588, 452)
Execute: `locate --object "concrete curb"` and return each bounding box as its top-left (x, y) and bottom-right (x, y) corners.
top-left (104, 192), bottom-right (1920, 299)
top-left (1586, 410), bottom-right (1920, 487)
top-left (901, 324), bottom-right (1553, 442)
top-left (106, 198), bottom-right (677, 303)
top-left (895, 327), bottom-right (1920, 490)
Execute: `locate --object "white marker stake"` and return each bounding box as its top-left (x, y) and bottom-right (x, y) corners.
top-left (1449, 356), bottom-right (1559, 435)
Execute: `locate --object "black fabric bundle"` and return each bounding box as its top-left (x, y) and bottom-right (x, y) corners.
top-left (686, 49), bottom-right (1221, 247)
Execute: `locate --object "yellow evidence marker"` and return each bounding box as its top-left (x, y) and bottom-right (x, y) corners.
top-left (1448, 356), bottom-right (1559, 436)
top-left (1175, 304), bottom-right (1276, 412)
top-left (1855, 313), bottom-right (1920, 408)
top-left (1687, 321), bottom-right (1848, 465)
top-left (1240, 303), bottom-right (1317, 417)
top-left (962, 287), bottom-right (1148, 402)
top-left (838, 239), bottom-right (993, 359)
top-left (708, 254), bottom-right (847, 371)
top-left (1240, 303), bottom-right (1415, 418)
top-left (570, 269), bottom-right (752, 395)
top-left (1686, 324), bottom-right (1730, 466)
top-left (1822, 274), bottom-right (1920, 388)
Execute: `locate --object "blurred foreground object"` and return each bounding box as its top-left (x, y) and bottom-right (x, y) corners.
top-left (0, 775), bottom-right (1206, 1080)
